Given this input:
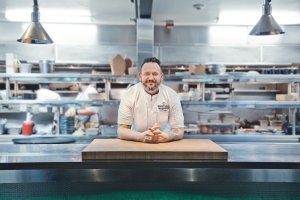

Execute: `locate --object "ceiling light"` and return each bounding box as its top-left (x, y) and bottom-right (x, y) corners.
top-left (249, 0), bottom-right (284, 36)
top-left (17, 0), bottom-right (53, 44)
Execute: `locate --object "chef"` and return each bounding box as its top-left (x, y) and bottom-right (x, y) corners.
top-left (65, 83), bottom-right (99, 128)
top-left (36, 83), bottom-right (61, 101)
top-left (118, 57), bottom-right (184, 143)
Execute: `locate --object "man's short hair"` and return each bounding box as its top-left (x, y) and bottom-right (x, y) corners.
top-left (141, 57), bottom-right (161, 68)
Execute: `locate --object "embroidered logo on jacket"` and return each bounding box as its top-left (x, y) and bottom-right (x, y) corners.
top-left (157, 102), bottom-right (169, 111)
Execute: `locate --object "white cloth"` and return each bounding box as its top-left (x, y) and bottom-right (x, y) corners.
top-left (118, 82), bottom-right (184, 132)
top-left (75, 85), bottom-right (98, 101)
top-left (36, 88), bottom-right (61, 100)
top-left (76, 85), bottom-right (99, 124)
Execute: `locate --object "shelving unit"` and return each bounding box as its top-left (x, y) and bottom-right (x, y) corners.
top-left (1, 73), bottom-right (300, 136)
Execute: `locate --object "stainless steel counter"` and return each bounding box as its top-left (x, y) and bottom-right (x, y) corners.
top-left (1, 137), bottom-right (300, 197)
top-left (0, 135), bottom-right (300, 163)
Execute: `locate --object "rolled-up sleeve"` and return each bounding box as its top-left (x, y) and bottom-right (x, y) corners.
top-left (169, 95), bottom-right (184, 129)
top-left (118, 92), bottom-right (133, 126)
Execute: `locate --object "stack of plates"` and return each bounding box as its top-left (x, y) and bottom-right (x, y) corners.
top-left (59, 116), bottom-right (75, 134)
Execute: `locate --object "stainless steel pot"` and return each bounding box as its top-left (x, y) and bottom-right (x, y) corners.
top-left (207, 64), bottom-right (226, 75)
top-left (0, 118), bottom-right (7, 134)
top-left (19, 64), bottom-right (33, 73)
top-left (39, 60), bottom-right (54, 73)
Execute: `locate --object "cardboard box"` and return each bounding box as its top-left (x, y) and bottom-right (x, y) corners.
top-left (276, 93), bottom-right (298, 101)
top-left (188, 64), bottom-right (206, 75)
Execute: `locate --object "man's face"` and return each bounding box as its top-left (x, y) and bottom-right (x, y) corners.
top-left (138, 62), bottom-right (163, 95)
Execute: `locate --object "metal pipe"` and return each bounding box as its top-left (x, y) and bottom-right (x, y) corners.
top-left (32, 0), bottom-right (39, 22)
top-left (292, 108), bottom-right (297, 135)
top-left (263, 0), bottom-right (271, 15)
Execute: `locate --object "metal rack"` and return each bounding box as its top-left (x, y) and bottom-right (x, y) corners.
top-left (1, 73), bottom-right (300, 135)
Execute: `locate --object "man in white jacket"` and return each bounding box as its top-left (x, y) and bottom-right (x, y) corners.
top-left (65, 83), bottom-right (99, 127)
top-left (118, 57), bottom-right (184, 143)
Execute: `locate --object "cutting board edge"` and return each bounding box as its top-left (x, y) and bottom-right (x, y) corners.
top-left (82, 151), bottom-right (228, 160)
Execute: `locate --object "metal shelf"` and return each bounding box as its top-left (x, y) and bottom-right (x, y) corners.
top-left (181, 100), bottom-right (300, 109)
top-left (1, 74), bottom-right (300, 83)
top-left (181, 74), bottom-right (300, 83)
top-left (0, 74), bottom-right (136, 83)
top-left (1, 100), bottom-right (300, 109)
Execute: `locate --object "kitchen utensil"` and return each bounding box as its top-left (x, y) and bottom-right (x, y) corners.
top-left (22, 121), bottom-right (35, 135)
top-left (19, 64), bottom-right (32, 73)
top-left (13, 137), bottom-right (76, 144)
top-left (207, 64), bottom-right (226, 75)
top-left (22, 93), bottom-right (37, 100)
top-left (39, 60), bottom-right (54, 73)
top-left (0, 118), bottom-right (7, 134)
top-left (59, 116), bottom-right (75, 134)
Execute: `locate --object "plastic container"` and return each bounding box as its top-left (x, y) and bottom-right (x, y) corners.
top-left (198, 122), bottom-right (235, 135)
top-left (100, 125), bottom-right (117, 136)
top-left (59, 116), bottom-right (75, 134)
top-left (22, 121), bottom-right (35, 135)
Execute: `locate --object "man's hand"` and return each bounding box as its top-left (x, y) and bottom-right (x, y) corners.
top-left (142, 123), bottom-right (169, 143)
top-left (118, 123), bottom-right (184, 143)
top-left (65, 108), bottom-right (76, 117)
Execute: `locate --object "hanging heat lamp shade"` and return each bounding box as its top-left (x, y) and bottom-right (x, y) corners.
top-left (249, 0), bottom-right (285, 36)
top-left (17, 0), bottom-right (53, 44)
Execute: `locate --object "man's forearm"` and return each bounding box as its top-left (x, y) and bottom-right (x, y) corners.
top-left (77, 109), bottom-right (95, 116)
top-left (166, 128), bottom-right (184, 141)
top-left (118, 126), bottom-right (144, 142)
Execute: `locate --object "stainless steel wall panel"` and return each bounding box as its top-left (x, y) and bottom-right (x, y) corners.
top-left (0, 22), bottom-right (136, 45)
top-left (155, 26), bottom-right (248, 45)
top-left (208, 46), bottom-right (261, 64)
top-left (155, 26), bottom-right (210, 45)
top-left (56, 45), bottom-right (136, 64)
top-left (0, 21), bottom-right (299, 64)
top-left (136, 19), bottom-right (154, 71)
top-left (0, 22), bottom-right (22, 42)
top-left (160, 45), bottom-right (261, 64)
top-left (262, 45), bottom-right (300, 64)
top-left (281, 26), bottom-right (300, 44)
top-left (0, 43), bottom-right (55, 61)
top-left (160, 45), bottom-right (210, 63)
top-left (47, 24), bottom-right (136, 45)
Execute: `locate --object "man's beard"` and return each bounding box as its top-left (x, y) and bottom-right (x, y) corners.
top-left (146, 86), bottom-right (158, 91)
top-left (143, 80), bottom-right (159, 93)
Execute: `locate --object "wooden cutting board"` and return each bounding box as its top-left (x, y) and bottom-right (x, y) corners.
top-left (82, 139), bottom-right (228, 160)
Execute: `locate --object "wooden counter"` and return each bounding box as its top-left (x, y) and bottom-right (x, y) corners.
top-left (82, 139), bottom-right (228, 160)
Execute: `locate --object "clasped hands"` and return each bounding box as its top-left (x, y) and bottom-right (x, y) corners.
top-left (142, 123), bottom-right (169, 143)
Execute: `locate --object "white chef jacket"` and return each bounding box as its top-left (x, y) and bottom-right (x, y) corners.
top-left (76, 85), bottom-right (99, 124)
top-left (118, 82), bottom-right (184, 132)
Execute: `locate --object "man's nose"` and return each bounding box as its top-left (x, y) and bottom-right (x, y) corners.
top-left (148, 74), bottom-right (154, 79)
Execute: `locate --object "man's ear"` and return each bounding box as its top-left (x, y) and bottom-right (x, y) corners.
top-left (137, 72), bottom-right (142, 81)
top-left (161, 72), bottom-right (164, 80)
